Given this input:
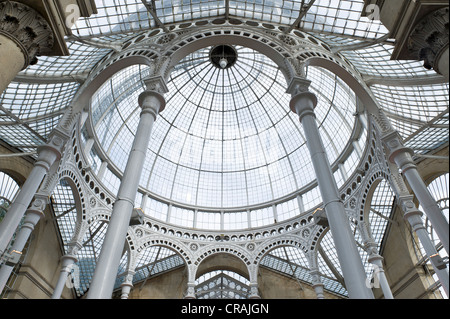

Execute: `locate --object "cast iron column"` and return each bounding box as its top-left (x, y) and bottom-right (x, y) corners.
top-left (383, 131), bottom-right (449, 255)
top-left (0, 131), bottom-right (68, 255)
top-left (0, 195), bottom-right (45, 292)
top-left (87, 79), bottom-right (166, 299)
top-left (51, 249), bottom-right (80, 299)
top-left (288, 77), bottom-right (374, 299)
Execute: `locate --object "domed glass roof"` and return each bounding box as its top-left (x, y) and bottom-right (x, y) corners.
top-left (90, 45), bottom-right (356, 209)
top-left (2, 0), bottom-right (448, 299)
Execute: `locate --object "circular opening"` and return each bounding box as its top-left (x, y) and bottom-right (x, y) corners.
top-left (229, 18), bottom-right (243, 25)
top-left (212, 18), bottom-right (226, 25)
top-left (209, 45), bottom-right (238, 69)
top-left (195, 20), bottom-right (209, 26)
top-left (246, 20), bottom-right (259, 27)
top-left (149, 30), bottom-right (160, 37)
top-left (294, 31), bottom-right (305, 38)
top-left (262, 23), bottom-right (275, 29)
top-left (179, 23), bottom-right (192, 28)
top-left (134, 35), bottom-right (146, 43)
top-left (308, 36), bottom-right (319, 45)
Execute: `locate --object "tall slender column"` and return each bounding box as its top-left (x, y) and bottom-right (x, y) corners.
top-left (0, 1), bottom-right (54, 93)
top-left (0, 195), bottom-right (46, 292)
top-left (306, 252), bottom-right (325, 299)
top-left (368, 254), bottom-right (393, 299)
top-left (383, 130), bottom-right (449, 255)
top-left (385, 156), bottom-right (449, 295)
top-left (51, 251), bottom-right (79, 299)
top-left (399, 195), bottom-right (449, 296)
top-left (288, 77), bottom-right (374, 299)
top-left (0, 130), bottom-right (68, 255)
top-left (359, 222), bottom-right (394, 299)
top-left (309, 269), bottom-right (325, 299)
top-left (120, 271), bottom-right (135, 299)
top-left (247, 265), bottom-right (261, 299)
top-left (87, 78), bottom-right (167, 299)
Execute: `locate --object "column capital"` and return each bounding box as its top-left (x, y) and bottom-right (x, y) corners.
top-left (184, 282), bottom-right (197, 299)
top-left (363, 240), bottom-right (384, 264)
top-left (61, 253), bottom-right (79, 265)
top-left (309, 269), bottom-right (325, 299)
top-left (0, 1), bottom-right (54, 69)
top-left (139, 76), bottom-right (168, 115)
top-left (66, 241), bottom-right (84, 256)
top-left (367, 253), bottom-right (384, 265)
top-left (119, 271), bottom-right (135, 299)
top-left (398, 195), bottom-right (425, 222)
top-left (138, 90), bottom-right (165, 118)
top-left (407, 7), bottom-right (449, 75)
top-left (26, 193), bottom-right (49, 217)
top-left (20, 196), bottom-right (47, 232)
top-left (358, 220), bottom-right (373, 243)
top-left (398, 194), bottom-right (417, 209)
top-left (248, 282), bottom-right (261, 299)
top-left (381, 130), bottom-right (415, 167)
top-left (143, 75), bottom-right (169, 95)
top-left (35, 129), bottom-right (70, 171)
top-left (309, 268), bottom-right (321, 280)
top-left (287, 77), bottom-right (318, 118)
top-left (121, 270), bottom-right (136, 286)
top-left (286, 76), bottom-right (312, 96)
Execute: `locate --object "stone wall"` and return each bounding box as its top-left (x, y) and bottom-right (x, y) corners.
top-left (0, 142), bottom-right (72, 299)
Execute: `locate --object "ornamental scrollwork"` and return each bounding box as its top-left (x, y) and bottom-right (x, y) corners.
top-left (0, 1), bottom-right (54, 67)
top-left (408, 7), bottom-right (449, 72)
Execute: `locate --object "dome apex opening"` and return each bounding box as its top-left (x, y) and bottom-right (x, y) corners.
top-left (209, 45), bottom-right (238, 69)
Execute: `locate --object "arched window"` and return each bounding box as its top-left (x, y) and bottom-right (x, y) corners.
top-left (130, 245), bottom-right (185, 290)
top-left (52, 179), bottom-right (79, 245)
top-left (0, 172), bottom-right (20, 223)
top-left (195, 270), bottom-right (250, 299)
top-left (51, 178), bottom-right (93, 297)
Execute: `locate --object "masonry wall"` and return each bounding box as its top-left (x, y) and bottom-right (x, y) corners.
top-left (377, 204), bottom-right (440, 299)
top-left (258, 267), bottom-right (342, 299)
top-left (126, 267), bottom-right (188, 299)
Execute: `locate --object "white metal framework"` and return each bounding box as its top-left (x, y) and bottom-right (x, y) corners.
top-left (0, 0), bottom-right (448, 299)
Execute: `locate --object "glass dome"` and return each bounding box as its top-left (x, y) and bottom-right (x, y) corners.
top-left (2, 0), bottom-right (447, 300)
top-left (89, 45), bottom-right (357, 211)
